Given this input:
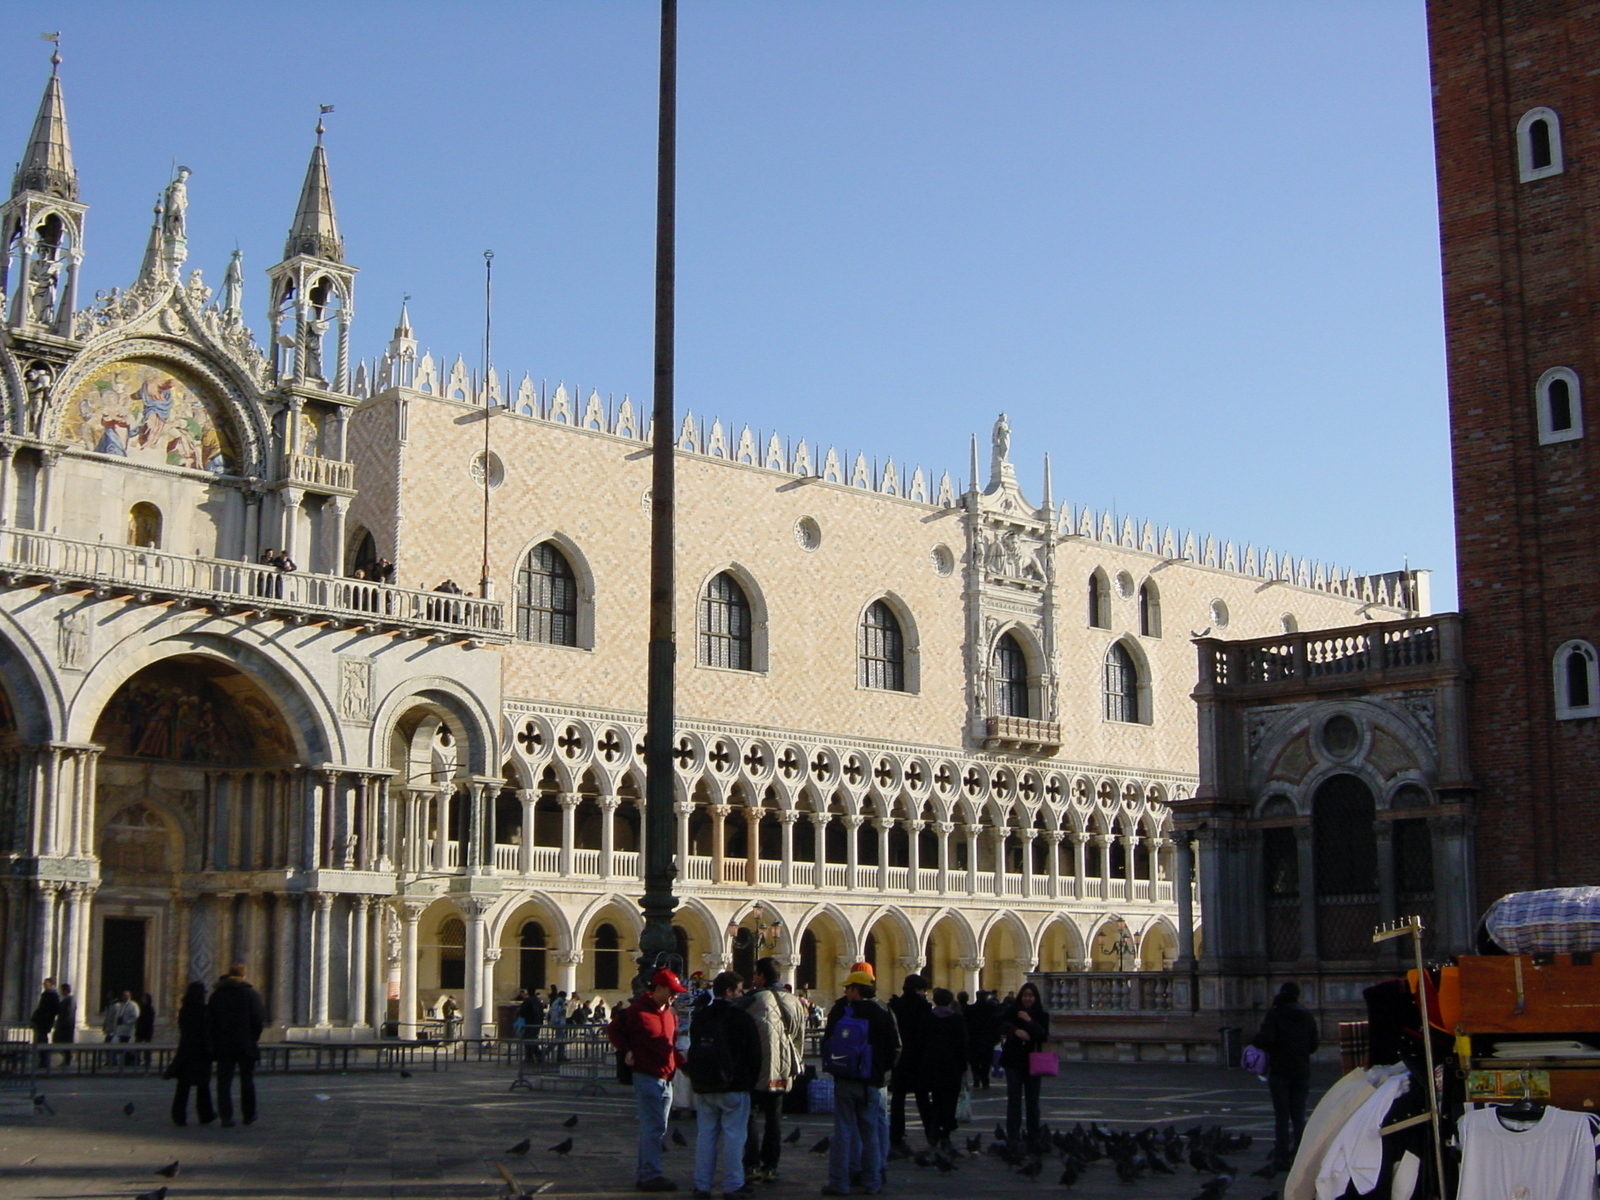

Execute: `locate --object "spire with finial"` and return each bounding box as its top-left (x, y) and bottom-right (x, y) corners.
top-left (969, 434), bottom-right (980, 497)
top-left (394, 295), bottom-right (413, 340)
top-left (136, 197), bottom-right (166, 284)
top-left (284, 107), bottom-right (342, 262)
top-left (12, 36), bottom-right (76, 201)
top-left (1042, 452), bottom-right (1054, 520)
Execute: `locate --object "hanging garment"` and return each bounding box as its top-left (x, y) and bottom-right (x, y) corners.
top-left (1285, 1068), bottom-right (1386, 1200)
top-left (1390, 1150), bottom-right (1420, 1200)
top-left (1456, 1106), bottom-right (1600, 1200)
top-left (1314, 1072), bottom-right (1411, 1200)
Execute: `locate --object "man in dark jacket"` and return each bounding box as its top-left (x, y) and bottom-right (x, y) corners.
top-left (964, 989), bottom-right (999, 1089)
top-left (51, 983), bottom-right (77, 1060)
top-left (822, 971), bottom-right (900, 1196)
top-left (208, 964), bottom-right (266, 1127)
top-left (607, 967), bottom-right (687, 1193)
top-left (1252, 981), bottom-right (1320, 1166)
top-left (885, 975), bottom-right (931, 1157)
top-left (687, 972), bottom-right (761, 1198)
top-left (30, 977), bottom-right (61, 1068)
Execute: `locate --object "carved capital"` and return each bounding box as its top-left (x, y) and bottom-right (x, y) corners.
top-left (483, 948), bottom-right (503, 964)
top-left (955, 956), bottom-right (985, 972)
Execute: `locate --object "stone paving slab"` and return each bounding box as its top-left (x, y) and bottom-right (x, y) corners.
top-left (0, 1061), bottom-right (1334, 1200)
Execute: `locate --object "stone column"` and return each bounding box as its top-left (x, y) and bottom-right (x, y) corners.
top-left (398, 900), bottom-right (425, 1038)
top-left (214, 892), bottom-right (237, 976)
top-left (311, 892), bottom-right (334, 1027)
top-left (555, 948), bottom-right (582, 998)
top-left (956, 955), bottom-right (984, 998)
top-left (906, 820), bottom-right (924, 893)
top-left (1174, 833), bottom-right (1197, 967)
top-left (57, 882), bottom-right (83, 1000)
top-left (68, 884), bottom-right (95, 1028)
top-left (518, 789), bottom-right (538, 875)
top-left (935, 821), bottom-right (954, 895)
top-left (463, 897), bottom-right (490, 1038)
top-left (1295, 825), bottom-right (1317, 964)
top-left (708, 804), bottom-right (730, 884)
top-left (0, 880), bottom-right (20, 1023)
top-left (281, 487), bottom-right (304, 564)
top-left (963, 824), bottom-right (981, 895)
top-left (599, 795), bottom-right (620, 878)
top-left (351, 776), bottom-right (370, 870)
top-left (843, 814), bottom-right (863, 890)
top-left (30, 880), bottom-right (58, 988)
top-left (482, 948), bottom-right (503, 1034)
top-left (350, 896), bottom-right (372, 1027)
top-left (675, 801), bottom-right (694, 879)
top-left (1096, 833), bottom-right (1115, 897)
top-left (874, 817), bottom-right (893, 891)
top-left (271, 896), bottom-right (295, 1026)
top-left (369, 900), bottom-right (390, 1032)
top-left (778, 809), bottom-right (797, 887)
top-left (745, 807), bottom-right (763, 886)
top-left (559, 793), bottom-right (579, 878)
top-left (992, 828), bottom-right (1010, 897)
top-left (328, 496), bottom-right (350, 579)
top-left (1043, 830), bottom-right (1064, 899)
top-left (0, 443), bottom-right (13, 531)
top-left (1021, 827), bottom-right (1038, 896)
top-left (810, 812), bottom-right (829, 883)
top-left (1072, 832), bottom-right (1089, 899)
top-left (1120, 833), bottom-right (1139, 896)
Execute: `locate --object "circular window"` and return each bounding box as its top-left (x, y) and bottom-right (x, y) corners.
top-left (468, 451), bottom-right (505, 490)
top-left (1281, 613), bottom-right (1299, 634)
top-left (794, 517), bottom-right (822, 551)
top-left (1115, 571), bottom-right (1135, 599)
top-left (1322, 714), bottom-right (1359, 756)
top-left (1209, 599), bottom-right (1230, 629)
top-left (931, 544), bottom-right (955, 576)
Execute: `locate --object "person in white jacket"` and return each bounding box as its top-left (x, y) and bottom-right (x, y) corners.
top-left (735, 957), bottom-right (806, 1183)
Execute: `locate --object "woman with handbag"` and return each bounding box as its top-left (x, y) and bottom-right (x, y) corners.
top-left (997, 982), bottom-right (1053, 1146)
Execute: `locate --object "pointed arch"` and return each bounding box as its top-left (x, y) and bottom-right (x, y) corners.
top-left (514, 531), bottom-right (594, 649)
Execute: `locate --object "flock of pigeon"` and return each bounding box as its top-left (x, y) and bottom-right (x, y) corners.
top-left (892, 1120), bottom-right (1285, 1200)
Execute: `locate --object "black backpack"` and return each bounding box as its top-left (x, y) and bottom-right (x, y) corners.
top-left (685, 1005), bottom-right (738, 1093)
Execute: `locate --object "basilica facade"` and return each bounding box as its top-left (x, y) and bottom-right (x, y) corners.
top-left (0, 58), bottom-right (1418, 1039)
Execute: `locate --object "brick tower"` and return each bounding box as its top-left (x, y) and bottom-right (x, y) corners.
top-left (1430, 0), bottom-right (1600, 904)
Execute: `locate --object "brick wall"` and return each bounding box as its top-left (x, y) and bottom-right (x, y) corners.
top-left (1430, 0), bottom-right (1600, 903)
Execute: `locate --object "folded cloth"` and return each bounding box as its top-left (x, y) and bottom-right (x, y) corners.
top-left (1491, 1041), bottom-right (1600, 1059)
top-left (1285, 1069), bottom-right (1379, 1200)
top-left (1484, 887), bottom-right (1600, 953)
top-left (1315, 1072), bottom-right (1411, 1200)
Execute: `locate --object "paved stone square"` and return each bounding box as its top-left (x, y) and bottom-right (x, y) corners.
top-left (0, 1060), bottom-right (1333, 1200)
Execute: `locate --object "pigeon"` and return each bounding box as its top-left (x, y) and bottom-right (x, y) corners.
top-left (155, 1161), bottom-right (180, 1178)
top-left (124, 1102), bottom-right (137, 1117)
top-left (810, 1135), bottom-right (831, 1154)
top-left (563, 1114), bottom-right (579, 1129)
top-left (31, 1095), bottom-right (54, 1116)
top-left (934, 1153), bottom-right (958, 1174)
top-left (966, 1134), bottom-right (983, 1154)
top-left (134, 1190), bottom-right (168, 1200)
top-left (1190, 1175), bottom-right (1234, 1200)
top-left (1017, 1157), bottom-right (1043, 1179)
top-left (1251, 1161), bottom-right (1281, 1180)
top-left (785, 1126), bottom-right (801, 1144)
top-left (1059, 1158), bottom-right (1083, 1187)
top-left (548, 1138), bottom-right (573, 1157)
top-left (507, 1139), bottom-right (531, 1156)
top-left (995, 1123), bottom-right (1008, 1143)
top-left (399, 1070), bottom-right (413, 1080)
top-left (670, 1128), bottom-right (687, 1147)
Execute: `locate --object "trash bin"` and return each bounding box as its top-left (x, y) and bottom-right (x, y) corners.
top-left (1219, 1026), bottom-right (1242, 1069)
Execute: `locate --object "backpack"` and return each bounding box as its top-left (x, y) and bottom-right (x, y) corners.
top-left (685, 1006), bottom-right (739, 1093)
top-left (823, 1009), bottom-right (873, 1080)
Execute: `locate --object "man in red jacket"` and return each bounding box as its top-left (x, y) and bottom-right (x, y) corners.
top-left (609, 968), bottom-right (688, 1192)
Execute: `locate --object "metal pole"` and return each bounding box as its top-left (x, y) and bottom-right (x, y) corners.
top-left (480, 249), bottom-right (495, 599)
top-left (636, 0), bottom-right (680, 990)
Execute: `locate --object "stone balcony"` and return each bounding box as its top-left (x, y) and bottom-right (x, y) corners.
top-left (1196, 613), bottom-right (1463, 698)
top-left (280, 452), bottom-right (355, 493)
top-left (983, 714), bottom-right (1063, 753)
top-left (0, 528), bottom-right (506, 641)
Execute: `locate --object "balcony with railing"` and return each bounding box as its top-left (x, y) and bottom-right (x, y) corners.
top-left (281, 452), bottom-right (356, 492)
top-left (0, 528), bottom-right (506, 639)
top-left (1199, 613), bottom-right (1463, 697)
top-left (983, 715), bottom-right (1063, 753)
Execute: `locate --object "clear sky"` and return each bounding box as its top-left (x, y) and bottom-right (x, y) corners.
top-left (3, 2), bottom-right (1453, 606)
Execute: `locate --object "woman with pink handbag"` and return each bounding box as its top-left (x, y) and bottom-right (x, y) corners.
top-left (997, 982), bottom-right (1054, 1146)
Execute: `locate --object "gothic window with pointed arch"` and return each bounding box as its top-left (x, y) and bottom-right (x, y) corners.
top-left (1103, 641), bottom-right (1142, 724)
top-left (700, 572), bottom-right (753, 670)
top-left (517, 542), bottom-right (578, 646)
top-left (1138, 580), bottom-right (1161, 637)
top-left (859, 600), bottom-right (906, 691)
top-left (992, 632), bottom-right (1029, 718)
top-left (1088, 570), bottom-right (1111, 629)
top-left (1554, 639), bottom-right (1600, 719)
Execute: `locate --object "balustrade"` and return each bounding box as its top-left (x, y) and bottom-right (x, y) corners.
top-left (572, 849), bottom-right (601, 876)
top-left (1029, 876), bottom-right (1051, 897)
top-left (916, 868), bottom-right (940, 891)
top-left (493, 843), bottom-right (519, 872)
top-left (685, 855), bottom-right (714, 882)
top-left (612, 850), bottom-right (641, 879)
top-left (281, 452), bottom-right (356, 491)
top-left (529, 846), bottom-right (559, 874)
top-left (823, 864), bottom-right (847, 888)
top-left (1082, 877), bottom-right (1104, 900)
top-left (1033, 971), bottom-right (1176, 1014)
top-left (445, 841), bottom-right (461, 868)
top-left (792, 862), bottom-right (815, 887)
top-left (974, 870), bottom-right (996, 894)
top-left (757, 860), bottom-right (782, 885)
top-left (885, 866), bottom-right (909, 891)
top-left (1209, 615), bottom-right (1458, 691)
top-left (1003, 873), bottom-right (1025, 897)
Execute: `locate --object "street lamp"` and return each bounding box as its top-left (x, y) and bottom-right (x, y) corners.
top-left (726, 905), bottom-right (784, 956)
top-left (1098, 919), bottom-right (1141, 971)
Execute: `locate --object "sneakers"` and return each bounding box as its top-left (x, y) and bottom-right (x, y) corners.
top-left (637, 1180), bottom-right (679, 1193)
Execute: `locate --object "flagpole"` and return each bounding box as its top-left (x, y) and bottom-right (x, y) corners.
top-left (480, 249), bottom-right (494, 599)
top-left (637, 0), bottom-right (680, 988)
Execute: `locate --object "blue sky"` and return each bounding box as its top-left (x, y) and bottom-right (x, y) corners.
top-left (3, 2), bottom-right (1453, 605)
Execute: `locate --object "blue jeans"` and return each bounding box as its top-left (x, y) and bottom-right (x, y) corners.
top-left (633, 1073), bottom-right (674, 1183)
top-left (830, 1079), bottom-right (883, 1192)
top-left (694, 1090), bottom-right (750, 1193)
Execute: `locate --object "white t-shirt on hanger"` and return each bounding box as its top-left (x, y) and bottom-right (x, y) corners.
top-left (1457, 1106), bottom-right (1599, 1200)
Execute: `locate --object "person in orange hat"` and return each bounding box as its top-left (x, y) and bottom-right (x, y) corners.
top-left (608, 967), bottom-right (689, 1192)
top-left (820, 970), bottom-right (900, 1196)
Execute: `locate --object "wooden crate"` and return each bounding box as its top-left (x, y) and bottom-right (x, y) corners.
top-left (1457, 954), bottom-right (1600, 1035)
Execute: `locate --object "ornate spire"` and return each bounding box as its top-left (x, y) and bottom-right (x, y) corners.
top-left (284, 115), bottom-right (342, 262)
top-left (393, 295), bottom-right (413, 339)
top-left (11, 45), bottom-right (76, 201)
top-left (136, 197), bottom-right (166, 284)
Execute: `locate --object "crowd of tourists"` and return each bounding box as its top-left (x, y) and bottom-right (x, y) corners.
top-left (604, 959), bottom-right (1053, 1196)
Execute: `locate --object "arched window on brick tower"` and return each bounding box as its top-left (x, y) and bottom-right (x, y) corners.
top-left (1312, 775), bottom-right (1379, 960)
top-left (517, 542), bottom-right (578, 645)
top-left (992, 633), bottom-right (1029, 718)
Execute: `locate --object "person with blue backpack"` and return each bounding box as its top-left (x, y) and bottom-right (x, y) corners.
top-left (820, 970), bottom-right (900, 1197)
top-left (684, 971), bottom-right (762, 1199)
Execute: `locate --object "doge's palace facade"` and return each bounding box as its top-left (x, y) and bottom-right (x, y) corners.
top-left (0, 58), bottom-right (1417, 1038)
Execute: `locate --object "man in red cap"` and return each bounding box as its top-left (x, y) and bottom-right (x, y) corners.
top-left (609, 967), bottom-right (688, 1192)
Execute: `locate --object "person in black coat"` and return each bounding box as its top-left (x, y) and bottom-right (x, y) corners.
top-left (1252, 981), bottom-right (1320, 1166)
top-left (964, 989), bottom-right (999, 1089)
top-left (207, 964), bottom-right (267, 1127)
top-left (30, 978), bottom-right (61, 1069)
top-left (918, 988), bottom-right (969, 1150)
top-left (886, 974), bottom-right (932, 1156)
top-left (167, 982), bottom-right (216, 1125)
top-left (997, 982), bottom-right (1052, 1145)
